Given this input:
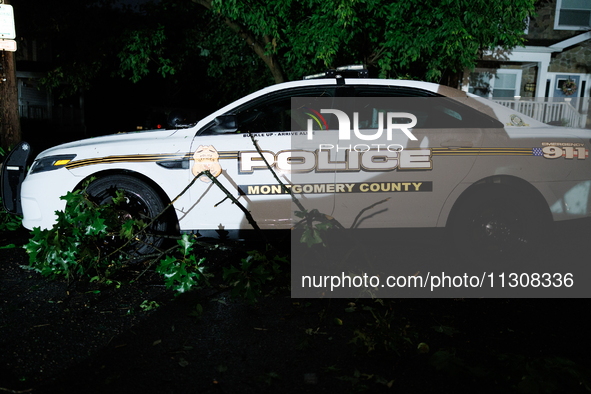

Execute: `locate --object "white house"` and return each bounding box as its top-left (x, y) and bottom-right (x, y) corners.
top-left (461, 0), bottom-right (591, 128)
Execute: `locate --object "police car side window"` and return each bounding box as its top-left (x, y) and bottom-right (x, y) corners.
top-left (353, 87), bottom-right (436, 129)
top-left (237, 99), bottom-right (290, 133)
top-left (237, 88), bottom-right (335, 133)
top-left (428, 99), bottom-right (502, 128)
top-left (200, 87), bottom-right (335, 135)
top-left (354, 87), bottom-right (501, 129)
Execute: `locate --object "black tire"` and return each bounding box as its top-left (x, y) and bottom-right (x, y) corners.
top-left (85, 175), bottom-right (169, 256)
top-left (449, 185), bottom-right (548, 263)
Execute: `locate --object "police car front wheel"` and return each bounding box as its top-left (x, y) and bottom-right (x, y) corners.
top-left (85, 174), bottom-right (170, 256)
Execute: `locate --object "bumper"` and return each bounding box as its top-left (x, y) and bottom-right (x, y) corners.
top-left (21, 166), bottom-right (82, 230)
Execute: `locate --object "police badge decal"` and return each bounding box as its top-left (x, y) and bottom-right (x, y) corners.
top-left (192, 145), bottom-right (222, 182)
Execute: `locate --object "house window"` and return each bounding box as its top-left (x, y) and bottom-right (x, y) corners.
top-left (468, 69), bottom-right (522, 99)
top-left (555, 0), bottom-right (591, 30)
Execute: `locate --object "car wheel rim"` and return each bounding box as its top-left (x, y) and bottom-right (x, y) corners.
top-left (470, 206), bottom-right (527, 254)
top-left (94, 189), bottom-right (163, 256)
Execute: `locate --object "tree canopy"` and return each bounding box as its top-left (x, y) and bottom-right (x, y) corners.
top-left (18, 0), bottom-right (535, 105)
top-left (196, 0), bottom-right (535, 83)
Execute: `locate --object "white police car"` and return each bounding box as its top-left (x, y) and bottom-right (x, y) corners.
top-left (2, 68), bottom-right (591, 257)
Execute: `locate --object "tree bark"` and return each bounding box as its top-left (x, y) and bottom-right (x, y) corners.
top-left (193, 0), bottom-right (285, 84)
top-left (0, 0), bottom-right (21, 151)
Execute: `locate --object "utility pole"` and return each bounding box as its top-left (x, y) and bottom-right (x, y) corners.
top-left (0, 0), bottom-right (20, 151)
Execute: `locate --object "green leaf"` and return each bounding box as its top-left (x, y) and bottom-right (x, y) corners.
top-left (300, 227), bottom-right (324, 247)
top-left (294, 210), bottom-right (307, 218)
top-left (85, 217), bottom-right (107, 236)
top-left (119, 219), bottom-right (137, 240)
top-left (177, 233), bottom-right (194, 256)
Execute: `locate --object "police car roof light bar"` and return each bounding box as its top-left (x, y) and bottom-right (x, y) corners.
top-left (303, 65), bottom-right (368, 80)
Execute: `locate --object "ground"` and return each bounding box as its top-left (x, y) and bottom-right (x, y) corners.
top-left (1, 223), bottom-right (590, 394)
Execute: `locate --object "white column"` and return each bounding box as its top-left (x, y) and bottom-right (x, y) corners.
top-left (535, 59), bottom-right (550, 98)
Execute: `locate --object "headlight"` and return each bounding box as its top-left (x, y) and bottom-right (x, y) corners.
top-left (30, 154), bottom-right (77, 174)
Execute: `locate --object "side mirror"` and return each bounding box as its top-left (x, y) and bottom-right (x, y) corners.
top-left (212, 115), bottom-right (238, 133)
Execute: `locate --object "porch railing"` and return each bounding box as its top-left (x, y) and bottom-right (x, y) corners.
top-left (491, 98), bottom-right (589, 128)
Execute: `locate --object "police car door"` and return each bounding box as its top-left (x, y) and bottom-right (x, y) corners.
top-left (331, 86), bottom-right (491, 228)
top-left (183, 86), bottom-right (338, 232)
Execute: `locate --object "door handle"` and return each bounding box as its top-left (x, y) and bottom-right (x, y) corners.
top-left (440, 141), bottom-right (473, 149)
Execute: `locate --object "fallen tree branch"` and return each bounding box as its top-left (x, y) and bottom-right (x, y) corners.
top-left (0, 387), bottom-right (33, 393)
top-left (106, 170), bottom-right (207, 259)
top-left (350, 198), bottom-right (390, 229)
top-left (247, 131), bottom-right (306, 213)
top-left (202, 170), bottom-right (265, 239)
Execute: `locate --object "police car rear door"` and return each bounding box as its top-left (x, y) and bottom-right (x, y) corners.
top-left (331, 85), bottom-right (490, 228)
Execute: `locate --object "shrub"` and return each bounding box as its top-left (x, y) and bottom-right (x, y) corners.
top-left (24, 185), bottom-right (137, 280)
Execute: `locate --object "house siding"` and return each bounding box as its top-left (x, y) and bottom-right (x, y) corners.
top-left (548, 45), bottom-right (591, 73)
top-left (527, 0), bottom-right (582, 41)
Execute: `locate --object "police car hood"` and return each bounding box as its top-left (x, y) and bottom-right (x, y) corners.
top-left (36, 128), bottom-right (193, 159)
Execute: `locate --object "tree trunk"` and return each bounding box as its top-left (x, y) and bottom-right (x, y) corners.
top-left (193, 0), bottom-right (285, 84)
top-left (0, 0), bottom-right (21, 151)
